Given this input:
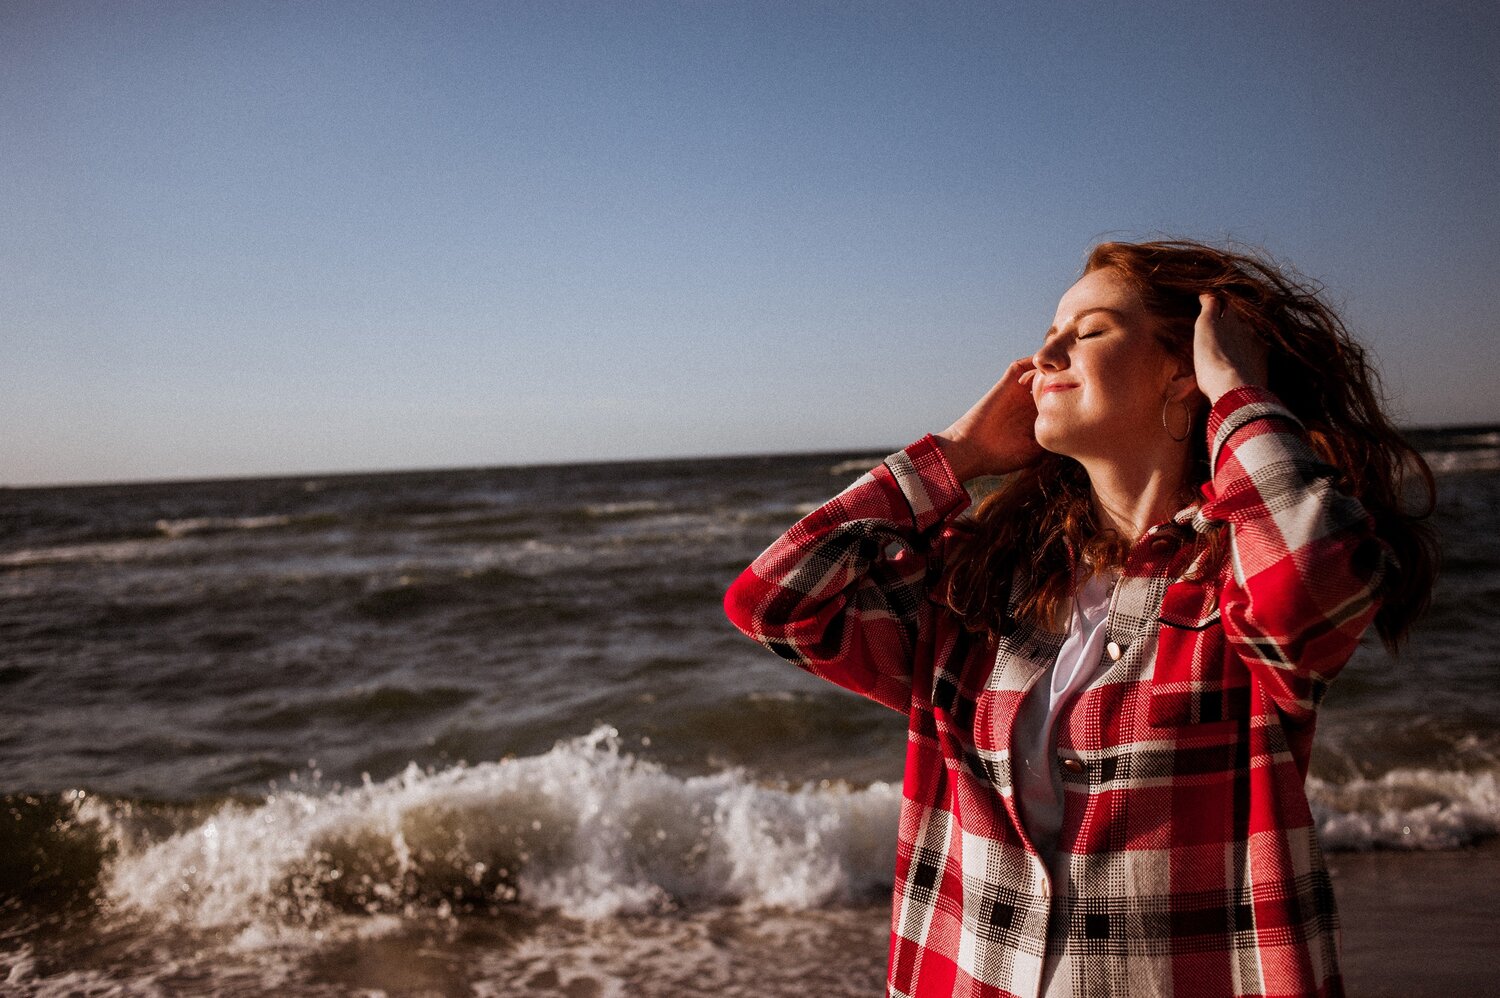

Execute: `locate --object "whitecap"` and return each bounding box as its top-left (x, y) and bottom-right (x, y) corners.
top-left (153, 515), bottom-right (294, 538)
top-left (1310, 766), bottom-right (1500, 850)
top-left (80, 726), bottom-right (900, 936)
top-left (827, 458), bottom-right (885, 477)
top-left (0, 540), bottom-right (156, 567)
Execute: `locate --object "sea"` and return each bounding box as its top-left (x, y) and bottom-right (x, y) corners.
top-left (2, 428), bottom-right (1497, 997)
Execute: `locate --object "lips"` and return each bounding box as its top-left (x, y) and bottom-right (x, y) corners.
top-left (1036, 381), bottom-right (1079, 401)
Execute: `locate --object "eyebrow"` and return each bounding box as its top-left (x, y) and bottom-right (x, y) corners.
top-left (1042, 306), bottom-right (1125, 340)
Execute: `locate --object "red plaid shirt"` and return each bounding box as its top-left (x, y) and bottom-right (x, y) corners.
top-left (724, 387), bottom-right (1390, 998)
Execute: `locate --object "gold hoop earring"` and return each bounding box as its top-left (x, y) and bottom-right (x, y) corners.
top-left (1161, 396), bottom-right (1192, 443)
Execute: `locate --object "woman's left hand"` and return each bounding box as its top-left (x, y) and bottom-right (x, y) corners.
top-left (1193, 293), bottom-right (1269, 404)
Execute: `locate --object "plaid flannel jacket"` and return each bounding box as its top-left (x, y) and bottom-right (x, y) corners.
top-left (724, 387), bottom-right (1391, 998)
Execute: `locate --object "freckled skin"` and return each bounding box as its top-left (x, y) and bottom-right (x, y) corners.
top-left (1027, 268), bottom-right (1185, 462)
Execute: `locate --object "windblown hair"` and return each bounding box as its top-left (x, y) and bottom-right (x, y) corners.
top-left (940, 239), bottom-right (1438, 650)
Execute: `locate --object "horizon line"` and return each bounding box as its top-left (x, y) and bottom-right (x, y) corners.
top-left (6, 419), bottom-right (1496, 492)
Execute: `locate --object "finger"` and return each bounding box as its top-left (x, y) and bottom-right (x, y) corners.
top-left (1017, 369), bottom-right (1038, 387)
top-left (999, 357), bottom-right (1035, 387)
top-left (1197, 293), bottom-right (1220, 322)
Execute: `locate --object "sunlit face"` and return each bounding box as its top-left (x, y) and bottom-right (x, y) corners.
top-left (1030, 268), bottom-right (1185, 459)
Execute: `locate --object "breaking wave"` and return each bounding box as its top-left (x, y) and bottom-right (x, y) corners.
top-left (82, 727), bottom-right (899, 934)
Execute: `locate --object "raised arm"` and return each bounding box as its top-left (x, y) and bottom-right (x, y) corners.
top-left (1201, 386), bottom-right (1392, 721)
top-left (723, 436), bottom-right (970, 712)
top-left (1192, 295), bottom-right (1393, 721)
top-left (724, 359), bottom-right (1043, 712)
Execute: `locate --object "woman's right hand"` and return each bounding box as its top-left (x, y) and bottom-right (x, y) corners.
top-left (933, 357), bottom-right (1045, 481)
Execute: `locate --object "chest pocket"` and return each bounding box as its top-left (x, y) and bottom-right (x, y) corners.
top-left (1147, 579), bottom-right (1251, 727)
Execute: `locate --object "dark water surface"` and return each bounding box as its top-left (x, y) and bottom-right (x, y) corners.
top-left (2, 431), bottom-right (1496, 995)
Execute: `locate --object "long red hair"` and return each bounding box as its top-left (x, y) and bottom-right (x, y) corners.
top-left (940, 240), bottom-right (1438, 650)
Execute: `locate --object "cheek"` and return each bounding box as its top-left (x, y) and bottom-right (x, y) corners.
top-left (1109, 351), bottom-right (1174, 403)
top-left (1082, 372), bottom-right (1166, 428)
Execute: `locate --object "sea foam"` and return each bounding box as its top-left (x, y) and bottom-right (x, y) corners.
top-left (1310, 767), bottom-right (1500, 850)
top-left (83, 727), bottom-right (899, 934)
top-left (154, 515), bottom-right (294, 538)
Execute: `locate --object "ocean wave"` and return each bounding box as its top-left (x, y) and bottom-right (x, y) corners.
top-left (0, 539), bottom-right (160, 568)
top-left (232, 684), bottom-right (478, 730)
top-left (1422, 448), bottom-right (1500, 475)
top-left (80, 727), bottom-right (899, 933)
top-left (827, 458), bottom-right (885, 477)
top-left (1309, 767), bottom-right (1500, 850)
top-left (154, 515), bottom-right (295, 538)
top-left (0, 515), bottom-right (306, 568)
top-left (581, 500), bottom-right (674, 518)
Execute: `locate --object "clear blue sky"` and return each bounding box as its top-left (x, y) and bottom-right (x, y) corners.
top-left (4, 1), bottom-right (1496, 486)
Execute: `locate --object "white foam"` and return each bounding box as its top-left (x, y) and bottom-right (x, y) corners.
top-left (1423, 449), bottom-right (1500, 474)
top-left (0, 515), bottom-right (300, 568)
top-left (1, 946), bottom-right (37, 988)
top-left (154, 515), bottom-right (293, 538)
top-left (81, 727), bottom-right (900, 937)
top-left (1309, 767), bottom-right (1500, 850)
top-left (582, 500), bottom-right (671, 517)
top-left (828, 458), bottom-right (885, 477)
top-left (466, 905), bottom-right (889, 998)
top-left (0, 539), bottom-right (157, 567)
top-left (1, 944), bottom-right (169, 997)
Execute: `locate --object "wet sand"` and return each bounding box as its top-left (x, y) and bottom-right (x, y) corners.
top-left (4, 842), bottom-right (1492, 996)
top-left (1332, 838), bottom-right (1500, 997)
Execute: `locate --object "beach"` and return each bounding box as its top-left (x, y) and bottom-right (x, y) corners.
top-left (1333, 838), bottom-right (1500, 996)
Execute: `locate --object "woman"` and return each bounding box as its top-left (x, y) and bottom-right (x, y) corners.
top-left (723, 240), bottom-right (1436, 998)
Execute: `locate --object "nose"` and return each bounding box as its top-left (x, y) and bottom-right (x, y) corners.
top-left (1033, 337), bottom-right (1067, 372)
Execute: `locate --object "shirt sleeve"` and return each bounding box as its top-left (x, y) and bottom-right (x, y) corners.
top-left (722, 434), bottom-right (972, 713)
top-left (1200, 385), bottom-right (1394, 721)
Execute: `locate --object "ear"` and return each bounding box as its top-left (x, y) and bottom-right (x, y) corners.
top-left (1164, 364), bottom-right (1198, 404)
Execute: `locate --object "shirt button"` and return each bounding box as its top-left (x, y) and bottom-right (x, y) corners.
top-left (1060, 758), bottom-right (1085, 775)
top-left (1106, 641), bottom-right (1123, 661)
